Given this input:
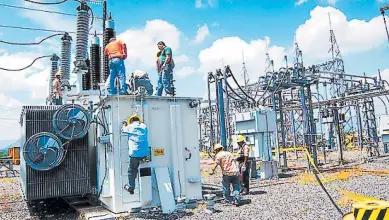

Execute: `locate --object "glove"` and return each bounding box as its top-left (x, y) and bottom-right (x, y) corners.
top-left (241, 166), bottom-right (246, 172)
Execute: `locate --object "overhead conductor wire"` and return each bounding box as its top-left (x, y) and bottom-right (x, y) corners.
top-left (0, 55), bottom-right (52, 71)
top-left (0, 33), bottom-right (62, 45)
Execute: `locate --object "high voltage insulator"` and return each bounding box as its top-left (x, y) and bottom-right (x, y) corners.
top-left (90, 34), bottom-right (101, 89)
top-left (75, 2), bottom-right (90, 62)
top-left (102, 14), bottom-right (115, 83)
top-left (49, 54), bottom-right (60, 97)
top-left (60, 33), bottom-right (72, 81)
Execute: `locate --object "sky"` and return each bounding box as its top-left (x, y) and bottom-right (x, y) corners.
top-left (0, 0), bottom-right (389, 143)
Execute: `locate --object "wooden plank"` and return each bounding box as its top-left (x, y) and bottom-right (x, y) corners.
top-left (155, 167), bottom-right (176, 214)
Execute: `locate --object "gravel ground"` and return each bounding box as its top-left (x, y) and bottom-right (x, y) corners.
top-left (2, 152), bottom-right (389, 220)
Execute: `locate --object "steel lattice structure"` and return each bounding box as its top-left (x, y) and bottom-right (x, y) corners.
top-left (198, 15), bottom-right (389, 167)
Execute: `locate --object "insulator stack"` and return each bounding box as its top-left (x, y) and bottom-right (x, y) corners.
top-left (76, 2), bottom-right (90, 62)
top-left (60, 33), bottom-right (72, 81)
top-left (82, 58), bottom-right (91, 90)
top-left (102, 14), bottom-right (115, 83)
top-left (49, 54), bottom-right (60, 96)
top-left (90, 35), bottom-right (101, 89)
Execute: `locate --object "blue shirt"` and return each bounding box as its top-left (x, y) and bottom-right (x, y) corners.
top-left (122, 121), bottom-right (149, 158)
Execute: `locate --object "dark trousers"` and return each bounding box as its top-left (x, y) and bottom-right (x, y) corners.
top-left (128, 156), bottom-right (145, 190)
top-left (242, 161), bottom-right (251, 192)
top-left (222, 175), bottom-right (240, 202)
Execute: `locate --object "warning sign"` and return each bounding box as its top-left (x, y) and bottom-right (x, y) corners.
top-left (154, 149), bottom-right (165, 156)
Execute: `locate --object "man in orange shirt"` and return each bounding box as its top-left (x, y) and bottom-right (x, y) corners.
top-left (104, 37), bottom-right (128, 95)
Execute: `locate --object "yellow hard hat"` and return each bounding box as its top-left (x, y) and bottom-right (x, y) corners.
top-left (127, 114), bottom-right (143, 124)
top-left (55, 71), bottom-right (61, 76)
top-left (213, 144), bottom-right (223, 151)
top-left (236, 135), bottom-right (245, 143)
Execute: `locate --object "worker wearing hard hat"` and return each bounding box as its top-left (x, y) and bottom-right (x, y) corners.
top-left (156, 41), bottom-right (175, 97)
top-left (104, 37), bottom-right (128, 95)
top-left (236, 135), bottom-right (250, 195)
top-left (128, 70), bottom-right (154, 95)
top-left (52, 71), bottom-right (62, 105)
top-left (121, 114), bottom-right (149, 194)
top-left (210, 144), bottom-right (240, 206)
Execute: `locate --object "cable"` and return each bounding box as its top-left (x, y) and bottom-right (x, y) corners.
top-left (0, 3), bottom-right (103, 20)
top-left (228, 69), bottom-right (256, 102)
top-left (0, 33), bottom-right (62, 45)
top-left (0, 55), bottom-right (52, 71)
top-left (0, 24), bottom-right (75, 34)
top-left (0, 24), bottom-right (103, 35)
top-left (24, 0), bottom-right (69, 5)
top-left (226, 81), bottom-right (250, 102)
top-left (313, 172), bottom-right (344, 215)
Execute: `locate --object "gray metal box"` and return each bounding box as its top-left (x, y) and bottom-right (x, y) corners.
top-left (20, 106), bottom-right (96, 200)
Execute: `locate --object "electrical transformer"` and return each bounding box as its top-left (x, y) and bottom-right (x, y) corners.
top-left (94, 96), bottom-right (203, 213)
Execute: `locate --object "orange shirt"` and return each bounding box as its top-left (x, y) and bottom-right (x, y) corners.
top-left (104, 40), bottom-right (127, 60)
top-left (53, 78), bottom-right (61, 96)
top-left (215, 151), bottom-right (239, 176)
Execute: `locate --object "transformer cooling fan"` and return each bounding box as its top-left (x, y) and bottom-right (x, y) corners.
top-left (23, 132), bottom-right (65, 171)
top-left (52, 104), bottom-right (91, 140)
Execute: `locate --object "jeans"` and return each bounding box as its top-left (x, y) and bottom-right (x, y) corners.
top-left (156, 66), bottom-right (173, 96)
top-left (128, 156), bottom-right (145, 190)
top-left (222, 175), bottom-right (240, 203)
top-left (108, 58), bottom-right (127, 95)
top-left (53, 96), bottom-right (62, 105)
top-left (134, 78), bottom-right (154, 95)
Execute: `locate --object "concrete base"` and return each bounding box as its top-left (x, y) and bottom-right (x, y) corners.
top-left (259, 161), bottom-right (277, 180)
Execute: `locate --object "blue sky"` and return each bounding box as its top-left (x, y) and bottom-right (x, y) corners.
top-left (0, 0), bottom-right (389, 142)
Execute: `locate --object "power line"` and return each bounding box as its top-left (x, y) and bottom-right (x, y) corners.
top-left (0, 24), bottom-right (102, 35)
top-left (0, 24), bottom-right (76, 34)
top-left (24, 0), bottom-right (70, 5)
top-left (0, 55), bottom-right (52, 72)
top-left (0, 3), bottom-right (103, 20)
top-left (0, 33), bottom-right (62, 45)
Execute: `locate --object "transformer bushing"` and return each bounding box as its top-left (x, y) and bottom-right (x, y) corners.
top-left (75, 2), bottom-right (90, 64)
top-left (102, 14), bottom-right (115, 83)
top-left (90, 34), bottom-right (101, 90)
top-left (82, 58), bottom-right (91, 90)
top-left (60, 33), bottom-right (72, 81)
top-left (49, 54), bottom-right (60, 97)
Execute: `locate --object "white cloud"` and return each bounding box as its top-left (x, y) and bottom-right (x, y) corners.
top-left (175, 66), bottom-right (196, 78)
top-left (211, 22), bottom-right (219, 27)
top-left (174, 54), bottom-right (190, 63)
top-left (20, 2), bottom-right (76, 32)
top-left (195, 0), bottom-right (218, 8)
top-left (198, 37), bottom-right (287, 82)
top-left (296, 6), bottom-right (387, 59)
top-left (0, 51), bottom-right (50, 100)
top-left (118, 19), bottom-right (182, 71)
top-left (295, 0), bottom-right (309, 6)
top-left (0, 93), bottom-right (22, 109)
top-left (327, 0), bottom-right (337, 5)
top-left (192, 25), bottom-right (210, 44)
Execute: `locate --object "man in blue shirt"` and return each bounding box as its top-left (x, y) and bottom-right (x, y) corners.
top-left (156, 41), bottom-right (175, 96)
top-left (122, 114), bottom-right (149, 194)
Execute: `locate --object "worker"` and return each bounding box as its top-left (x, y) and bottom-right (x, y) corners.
top-left (128, 70), bottom-right (154, 95)
top-left (156, 51), bottom-right (161, 74)
top-left (156, 41), bottom-right (175, 96)
top-left (210, 144), bottom-right (240, 206)
top-left (122, 114), bottom-right (149, 194)
top-left (52, 71), bottom-right (62, 105)
top-left (236, 135), bottom-right (250, 195)
top-left (104, 37), bottom-right (128, 95)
